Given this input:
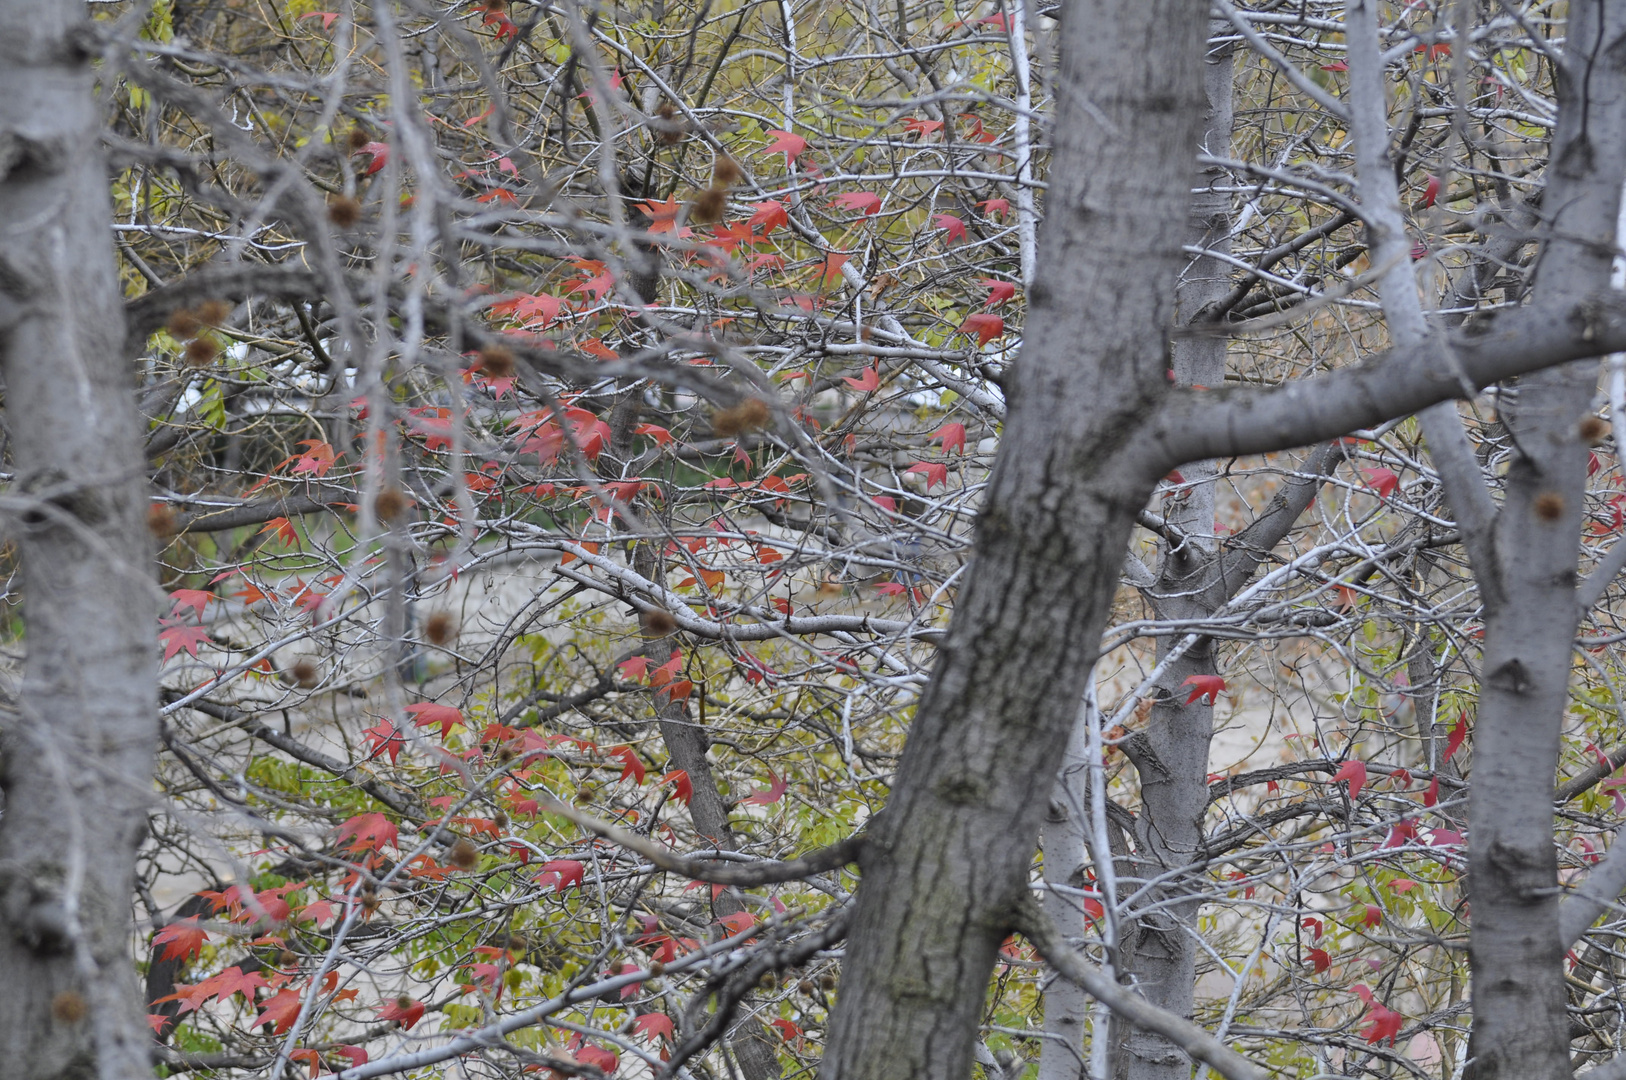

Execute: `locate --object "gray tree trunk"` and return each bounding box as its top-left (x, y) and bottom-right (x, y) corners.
top-left (818, 2), bottom-right (1214, 1075)
top-left (819, 0), bottom-right (1626, 1075)
top-left (0, 1), bottom-right (161, 1077)
top-left (1343, 0), bottom-right (1626, 1076)
top-left (1458, 3), bottom-right (1626, 1074)
top-left (1119, 33), bottom-right (1233, 1080)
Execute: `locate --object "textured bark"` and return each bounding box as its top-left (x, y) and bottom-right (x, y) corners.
top-left (0, 1), bottom-right (161, 1077)
top-left (1119, 33), bottom-right (1234, 1080)
top-left (1458, 5), bottom-right (1626, 1076)
top-left (819, 2), bottom-right (1214, 1076)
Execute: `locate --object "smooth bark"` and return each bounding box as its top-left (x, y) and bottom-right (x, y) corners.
top-left (0, 1), bottom-right (160, 1077)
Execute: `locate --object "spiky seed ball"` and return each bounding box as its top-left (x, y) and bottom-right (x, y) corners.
top-left (395, 994), bottom-right (413, 1011)
top-left (183, 337), bottom-right (220, 368)
top-left (797, 979), bottom-right (814, 994)
top-left (1581, 416), bottom-right (1611, 446)
top-left (166, 308), bottom-right (202, 338)
top-left (1534, 491), bottom-right (1565, 521)
top-left (148, 504), bottom-right (179, 538)
top-left (641, 608), bottom-right (676, 638)
top-left (448, 839), bottom-right (479, 870)
top-left (423, 610), bottom-right (457, 646)
top-left (477, 345), bottom-right (515, 379)
top-left (653, 101), bottom-right (686, 145)
top-left (711, 396), bottom-right (772, 436)
top-left (374, 488), bottom-right (408, 523)
top-left (818, 972), bottom-right (837, 990)
top-left (276, 949), bottom-right (298, 968)
top-left (196, 299), bottom-right (232, 326)
top-left (51, 991), bottom-right (88, 1024)
top-left (492, 810), bottom-right (509, 830)
top-left (711, 156), bottom-right (742, 188)
top-left (290, 658), bottom-right (319, 688)
top-left (690, 185), bottom-right (727, 223)
top-left (648, 961), bottom-right (665, 976)
top-left (328, 195), bottom-right (362, 228)
top-left (347, 128), bottom-right (372, 152)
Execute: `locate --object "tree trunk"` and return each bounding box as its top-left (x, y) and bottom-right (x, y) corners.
top-left (1120, 32), bottom-right (1233, 1080)
top-left (819, 2), bottom-right (1212, 1075)
top-left (0, 1), bottom-right (161, 1077)
top-left (1459, 3), bottom-right (1626, 1073)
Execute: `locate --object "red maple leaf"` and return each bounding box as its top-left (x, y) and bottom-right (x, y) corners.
top-left (740, 772), bottom-right (787, 806)
top-left (1360, 998), bottom-right (1404, 1045)
top-left (830, 191), bottom-right (882, 216)
top-left (158, 620), bottom-right (211, 662)
top-left (843, 366), bottom-right (881, 393)
top-left (637, 196), bottom-right (685, 234)
top-left (748, 200), bottom-right (789, 235)
top-left (933, 213), bottom-right (967, 243)
top-left (1333, 759), bottom-right (1368, 802)
top-left (253, 989), bottom-right (304, 1034)
top-left (1362, 467), bottom-right (1401, 498)
top-left (199, 965), bottom-right (269, 1004)
top-left (633, 1012), bottom-right (675, 1041)
top-left (1307, 947), bottom-right (1331, 973)
top-left (635, 423), bottom-right (674, 446)
top-left (1444, 712), bottom-right (1468, 762)
top-left (577, 1047), bottom-right (620, 1073)
top-left (717, 911), bottom-right (759, 937)
top-left (906, 461), bottom-right (949, 490)
top-left (1422, 775), bottom-right (1440, 807)
top-left (152, 918), bottom-right (208, 962)
top-left (336, 812), bottom-right (398, 852)
top-left (663, 769), bottom-right (694, 804)
top-left (903, 117), bottom-right (944, 138)
top-left (488, 292), bottom-right (566, 327)
top-left (1180, 674), bottom-right (1226, 705)
top-left (536, 859), bottom-right (585, 892)
top-left (959, 312), bottom-right (1005, 348)
top-left (404, 702), bottom-right (464, 740)
top-left (291, 439), bottom-right (335, 477)
top-left (362, 720), bottom-right (405, 764)
top-left (377, 995), bottom-right (425, 1029)
top-left (980, 278), bottom-right (1017, 308)
top-left (568, 260), bottom-right (617, 303)
top-left (934, 422), bottom-right (967, 454)
top-left (354, 141), bottom-right (388, 175)
top-left (760, 129), bottom-right (808, 163)
top-left (977, 196), bottom-right (1010, 218)
top-left (169, 589), bottom-right (214, 618)
top-left (817, 252), bottom-right (850, 284)
top-left (610, 745), bottom-right (647, 785)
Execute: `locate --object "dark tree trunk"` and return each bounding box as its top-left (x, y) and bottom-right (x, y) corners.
top-left (819, 1), bottom-right (1214, 1075)
top-left (0, 1), bottom-right (161, 1077)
